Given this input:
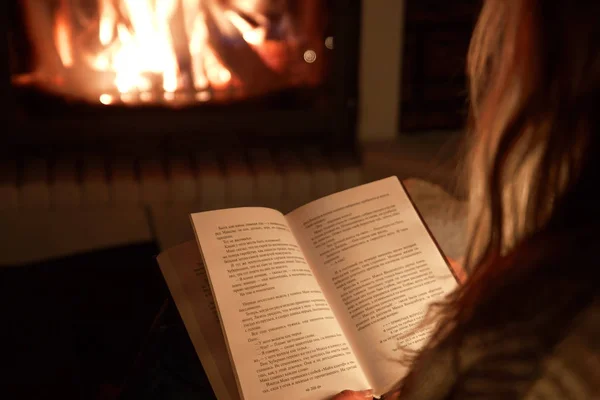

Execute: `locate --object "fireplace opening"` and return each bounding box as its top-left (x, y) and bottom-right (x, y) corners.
top-left (12, 0), bottom-right (329, 107)
top-left (5, 0), bottom-right (360, 147)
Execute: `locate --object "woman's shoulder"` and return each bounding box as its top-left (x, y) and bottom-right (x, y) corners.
top-left (393, 296), bottom-right (599, 400)
top-left (524, 300), bottom-right (600, 399)
top-left (455, 298), bottom-right (600, 399)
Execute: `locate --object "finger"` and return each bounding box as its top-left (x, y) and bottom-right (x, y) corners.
top-left (447, 256), bottom-right (467, 284)
top-left (330, 389), bottom-right (373, 399)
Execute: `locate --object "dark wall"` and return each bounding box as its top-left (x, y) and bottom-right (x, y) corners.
top-left (400, 1), bottom-right (481, 133)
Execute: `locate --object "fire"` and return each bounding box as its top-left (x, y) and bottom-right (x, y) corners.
top-left (17, 0), bottom-right (326, 105)
top-left (52, 0), bottom-right (271, 101)
top-left (224, 10), bottom-right (266, 46)
top-left (54, 1), bottom-right (73, 68)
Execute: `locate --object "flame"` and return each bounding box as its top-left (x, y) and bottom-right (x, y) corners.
top-left (37, 0), bottom-right (328, 104)
top-left (224, 10), bottom-right (266, 46)
top-left (99, 0), bottom-right (180, 93)
top-left (54, 2), bottom-right (73, 67)
top-left (49, 0), bottom-right (272, 100)
top-left (98, 0), bottom-right (116, 46)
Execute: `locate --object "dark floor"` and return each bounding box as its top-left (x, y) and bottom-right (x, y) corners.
top-left (2, 242), bottom-right (173, 399)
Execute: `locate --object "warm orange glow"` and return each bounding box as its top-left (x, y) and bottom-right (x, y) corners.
top-left (82, 0), bottom-right (265, 97)
top-left (106, 0), bottom-right (179, 94)
top-left (195, 91), bottom-right (211, 102)
top-left (224, 10), bottom-right (266, 46)
top-left (54, 4), bottom-right (73, 67)
top-left (140, 92), bottom-right (153, 102)
top-left (204, 47), bottom-right (232, 88)
top-left (24, 0), bottom-right (326, 104)
top-left (98, 0), bottom-right (116, 46)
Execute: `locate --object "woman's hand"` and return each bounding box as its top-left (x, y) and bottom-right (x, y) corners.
top-left (330, 389), bottom-right (373, 399)
top-left (447, 257), bottom-right (467, 284)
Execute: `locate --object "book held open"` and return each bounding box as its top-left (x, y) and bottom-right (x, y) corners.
top-left (158, 176), bottom-right (458, 400)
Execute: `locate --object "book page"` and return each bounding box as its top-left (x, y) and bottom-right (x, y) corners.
top-left (191, 207), bottom-right (369, 400)
top-left (157, 241), bottom-right (239, 400)
top-left (286, 177), bottom-right (458, 395)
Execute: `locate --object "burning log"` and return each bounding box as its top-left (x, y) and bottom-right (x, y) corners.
top-left (202, 0), bottom-right (283, 95)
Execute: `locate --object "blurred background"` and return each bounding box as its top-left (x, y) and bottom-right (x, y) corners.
top-left (1, 0), bottom-right (480, 398)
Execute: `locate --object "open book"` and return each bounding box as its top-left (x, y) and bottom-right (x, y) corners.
top-left (157, 176), bottom-right (458, 400)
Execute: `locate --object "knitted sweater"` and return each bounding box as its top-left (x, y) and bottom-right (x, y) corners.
top-left (388, 298), bottom-right (599, 400)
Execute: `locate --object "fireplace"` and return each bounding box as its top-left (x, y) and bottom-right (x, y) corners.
top-left (4, 0), bottom-right (361, 148)
top-left (1, 0), bottom-right (413, 265)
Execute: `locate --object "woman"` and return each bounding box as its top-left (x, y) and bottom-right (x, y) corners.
top-left (336, 0), bottom-right (599, 398)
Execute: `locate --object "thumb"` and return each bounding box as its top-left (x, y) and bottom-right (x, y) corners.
top-left (330, 389), bottom-right (373, 399)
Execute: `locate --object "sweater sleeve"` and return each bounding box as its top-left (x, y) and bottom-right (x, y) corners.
top-left (391, 302), bottom-right (599, 400)
top-left (523, 303), bottom-right (600, 400)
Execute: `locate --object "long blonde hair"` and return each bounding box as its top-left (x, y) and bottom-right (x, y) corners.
top-left (397, 0), bottom-right (600, 393)
top-left (464, 0), bottom-right (594, 269)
